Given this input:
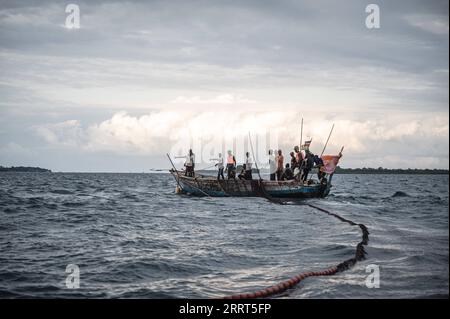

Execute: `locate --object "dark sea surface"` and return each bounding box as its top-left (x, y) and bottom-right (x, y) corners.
top-left (0, 172), bottom-right (448, 298)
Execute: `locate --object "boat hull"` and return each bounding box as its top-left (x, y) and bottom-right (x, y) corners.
top-left (170, 171), bottom-right (331, 198)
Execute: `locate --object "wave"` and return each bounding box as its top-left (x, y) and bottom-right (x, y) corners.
top-left (392, 191), bottom-right (410, 198)
top-left (62, 202), bottom-right (85, 207)
top-left (3, 207), bottom-right (18, 214)
top-left (50, 189), bottom-right (73, 195)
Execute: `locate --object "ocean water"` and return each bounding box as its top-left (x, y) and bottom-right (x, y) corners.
top-left (0, 172), bottom-right (448, 298)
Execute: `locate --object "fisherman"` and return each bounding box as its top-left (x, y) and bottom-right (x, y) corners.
top-left (238, 164), bottom-right (247, 180)
top-left (313, 154), bottom-right (324, 180)
top-left (244, 152), bottom-right (253, 180)
top-left (226, 150), bottom-right (237, 179)
top-left (268, 150), bottom-right (276, 181)
top-left (294, 145), bottom-right (303, 168)
top-left (293, 145), bottom-right (303, 178)
top-left (210, 153), bottom-right (225, 180)
top-left (289, 151), bottom-right (297, 170)
top-left (297, 139), bottom-right (312, 182)
top-left (276, 150), bottom-right (284, 181)
top-left (281, 163), bottom-right (294, 180)
top-left (176, 149), bottom-right (195, 177)
top-left (302, 150), bottom-right (315, 182)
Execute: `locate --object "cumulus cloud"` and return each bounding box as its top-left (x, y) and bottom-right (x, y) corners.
top-left (84, 111), bottom-right (184, 153)
top-left (33, 109), bottom-right (449, 169)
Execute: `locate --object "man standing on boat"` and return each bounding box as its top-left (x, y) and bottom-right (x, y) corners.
top-left (245, 152), bottom-right (253, 180)
top-left (292, 145), bottom-right (303, 179)
top-left (294, 145), bottom-right (302, 169)
top-left (176, 149), bottom-right (195, 177)
top-left (226, 150), bottom-right (236, 179)
top-left (276, 150), bottom-right (284, 181)
top-left (211, 153), bottom-right (225, 180)
top-left (289, 151), bottom-right (297, 170)
top-left (300, 139), bottom-right (313, 182)
top-left (268, 150), bottom-right (276, 181)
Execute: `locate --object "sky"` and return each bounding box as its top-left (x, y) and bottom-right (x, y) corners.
top-left (0, 0), bottom-right (448, 172)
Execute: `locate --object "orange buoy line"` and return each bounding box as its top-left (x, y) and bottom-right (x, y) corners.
top-left (221, 203), bottom-right (369, 299)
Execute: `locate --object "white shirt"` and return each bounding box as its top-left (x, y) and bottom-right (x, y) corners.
top-left (185, 154), bottom-right (195, 167)
top-left (269, 153), bottom-right (276, 174)
top-left (212, 156), bottom-right (224, 169)
top-left (245, 157), bottom-right (252, 171)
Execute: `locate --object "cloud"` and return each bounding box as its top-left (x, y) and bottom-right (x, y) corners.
top-left (0, 1), bottom-right (448, 170)
top-left (84, 111), bottom-right (184, 153)
top-left (404, 14), bottom-right (449, 35)
top-left (171, 94), bottom-right (256, 105)
top-left (1, 50), bottom-right (446, 114)
top-left (33, 120), bottom-right (83, 146)
top-left (0, 142), bottom-right (33, 156)
top-left (32, 109), bottom-right (449, 169)
top-left (0, 4), bottom-right (60, 27)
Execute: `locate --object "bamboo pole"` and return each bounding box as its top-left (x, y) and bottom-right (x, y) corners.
top-left (166, 153), bottom-right (183, 190)
top-left (300, 116), bottom-right (303, 149)
top-left (248, 132), bottom-right (262, 181)
top-left (320, 123), bottom-right (335, 157)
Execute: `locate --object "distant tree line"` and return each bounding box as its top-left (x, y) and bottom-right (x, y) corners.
top-left (0, 166), bottom-right (52, 173)
top-left (334, 166), bottom-right (448, 175)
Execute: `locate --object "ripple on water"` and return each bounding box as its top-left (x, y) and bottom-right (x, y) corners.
top-left (0, 173), bottom-right (447, 298)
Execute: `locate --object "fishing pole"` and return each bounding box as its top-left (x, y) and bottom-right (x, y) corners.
top-left (166, 153), bottom-right (183, 190)
top-left (248, 132), bottom-right (262, 181)
top-left (192, 177), bottom-right (212, 197)
top-left (294, 116), bottom-right (304, 180)
top-left (300, 116), bottom-right (303, 150)
top-left (320, 123), bottom-right (335, 157)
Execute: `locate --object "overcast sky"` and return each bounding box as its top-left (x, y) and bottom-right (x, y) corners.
top-left (0, 0), bottom-right (448, 172)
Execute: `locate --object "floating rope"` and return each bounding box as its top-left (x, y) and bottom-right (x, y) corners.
top-left (222, 202), bottom-right (369, 299)
top-left (251, 180), bottom-right (287, 205)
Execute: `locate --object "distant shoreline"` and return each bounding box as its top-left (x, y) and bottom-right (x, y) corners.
top-left (1, 166), bottom-right (448, 175)
top-left (334, 167), bottom-right (449, 175)
top-left (0, 166), bottom-right (52, 173)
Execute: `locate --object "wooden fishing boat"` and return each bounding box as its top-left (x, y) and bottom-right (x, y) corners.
top-left (169, 170), bottom-right (334, 198)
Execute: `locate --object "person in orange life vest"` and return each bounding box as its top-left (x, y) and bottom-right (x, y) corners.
top-left (225, 150), bottom-right (236, 179)
top-left (276, 149), bottom-right (284, 181)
